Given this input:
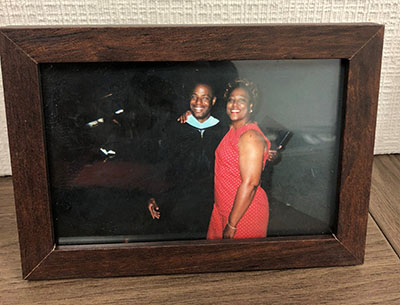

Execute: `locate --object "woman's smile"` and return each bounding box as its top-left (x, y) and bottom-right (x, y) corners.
top-left (226, 87), bottom-right (252, 128)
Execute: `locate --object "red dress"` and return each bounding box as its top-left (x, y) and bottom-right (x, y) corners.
top-left (207, 122), bottom-right (270, 239)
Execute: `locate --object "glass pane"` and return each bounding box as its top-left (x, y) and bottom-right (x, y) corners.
top-left (40, 60), bottom-right (344, 245)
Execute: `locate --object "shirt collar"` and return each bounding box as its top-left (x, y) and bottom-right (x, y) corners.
top-left (186, 115), bottom-right (219, 129)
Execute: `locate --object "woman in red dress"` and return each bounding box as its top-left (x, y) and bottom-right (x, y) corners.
top-left (207, 79), bottom-right (270, 239)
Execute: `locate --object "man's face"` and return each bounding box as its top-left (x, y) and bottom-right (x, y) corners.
top-left (189, 84), bottom-right (216, 123)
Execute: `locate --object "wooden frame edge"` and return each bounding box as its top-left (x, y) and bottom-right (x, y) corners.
top-left (0, 32), bottom-right (54, 278)
top-left (336, 25), bottom-right (384, 262)
top-left (26, 235), bottom-right (358, 280)
top-left (0, 24), bottom-right (384, 279)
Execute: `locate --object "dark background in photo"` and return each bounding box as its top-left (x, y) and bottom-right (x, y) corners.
top-left (40, 60), bottom-right (344, 244)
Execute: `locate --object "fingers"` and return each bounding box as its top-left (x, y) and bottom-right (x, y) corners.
top-left (223, 232), bottom-right (233, 239)
top-left (148, 198), bottom-right (160, 219)
top-left (177, 115), bottom-right (186, 124)
top-left (184, 110), bottom-right (191, 123)
top-left (177, 111), bottom-right (192, 123)
top-left (268, 150), bottom-right (278, 161)
top-left (150, 206), bottom-right (160, 219)
top-left (150, 208), bottom-right (160, 219)
top-left (223, 225), bottom-right (235, 239)
top-left (151, 206), bottom-right (160, 219)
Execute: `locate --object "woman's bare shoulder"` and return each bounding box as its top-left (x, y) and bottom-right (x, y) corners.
top-left (239, 129), bottom-right (265, 145)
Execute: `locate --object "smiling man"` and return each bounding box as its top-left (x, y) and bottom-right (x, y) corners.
top-left (147, 82), bottom-right (226, 239)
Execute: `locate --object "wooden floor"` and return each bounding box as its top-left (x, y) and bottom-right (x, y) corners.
top-left (0, 155), bottom-right (399, 304)
top-left (370, 155), bottom-right (400, 257)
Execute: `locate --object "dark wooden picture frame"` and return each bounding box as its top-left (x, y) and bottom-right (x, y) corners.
top-left (0, 24), bottom-right (383, 280)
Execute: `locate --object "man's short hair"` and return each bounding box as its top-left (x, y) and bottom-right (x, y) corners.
top-left (190, 80), bottom-right (215, 97)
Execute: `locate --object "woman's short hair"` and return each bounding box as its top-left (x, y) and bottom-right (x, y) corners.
top-left (223, 79), bottom-right (259, 110)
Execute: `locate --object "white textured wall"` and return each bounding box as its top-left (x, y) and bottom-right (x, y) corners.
top-left (0, 0), bottom-right (399, 175)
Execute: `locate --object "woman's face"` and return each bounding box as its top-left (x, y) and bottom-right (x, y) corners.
top-left (226, 87), bottom-right (253, 126)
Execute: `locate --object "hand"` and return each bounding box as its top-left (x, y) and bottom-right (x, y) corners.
top-left (268, 150), bottom-right (279, 162)
top-left (223, 223), bottom-right (236, 239)
top-left (148, 198), bottom-right (160, 219)
top-left (177, 110), bottom-right (192, 123)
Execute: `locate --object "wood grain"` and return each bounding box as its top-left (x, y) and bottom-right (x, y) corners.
top-left (0, 34), bottom-right (54, 278)
top-left (0, 24), bottom-right (383, 62)
top-left (29, 237), bottom-right (357, 280)
top-left (1, 175), bottom-right (399, 304)
top-left (0, 25), bottom-right (384, 279)
top-left (336, 26), bottom-right (384, 261)
top-left (370, 154), bottom-right (400, 257)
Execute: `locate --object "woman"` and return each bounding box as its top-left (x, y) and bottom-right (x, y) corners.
top-left (207, 79), bottom-right (270, 239)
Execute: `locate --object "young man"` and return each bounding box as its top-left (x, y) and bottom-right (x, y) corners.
top-left (147, 83), bottom-right (226, 239)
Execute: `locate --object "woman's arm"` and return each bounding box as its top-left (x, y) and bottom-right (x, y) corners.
top-left (223, 129), bottom-right (266, 238)
top-left (177, 110), bottom-right (192, 123)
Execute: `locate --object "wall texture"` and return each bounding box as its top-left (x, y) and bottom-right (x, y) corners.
top-left (0, 0), bottom-right (399, 175)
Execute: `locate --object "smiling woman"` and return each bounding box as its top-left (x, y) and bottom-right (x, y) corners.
top-left (0, 25), bottom-right (383, 279)
top-left (24, 59), bottom-right (343, 245)
top-left (207, 79), bottom-right (271, 239)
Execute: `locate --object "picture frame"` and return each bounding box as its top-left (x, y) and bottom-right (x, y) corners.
top-left (0, 24), bottom-right (384, 280)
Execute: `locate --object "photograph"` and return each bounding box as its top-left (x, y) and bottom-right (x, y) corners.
top-left (1, 25), bottom-right (383, 279)
top-left (41, 59), bottom-right (345, 245)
